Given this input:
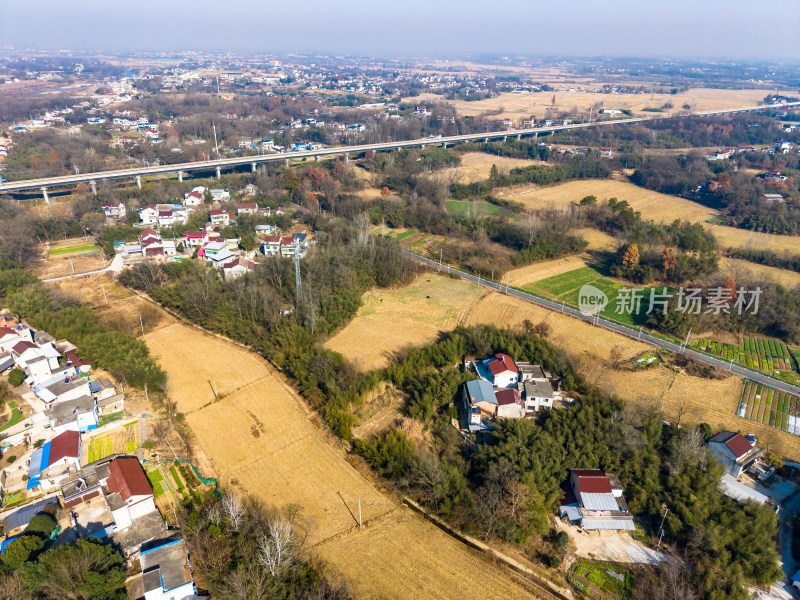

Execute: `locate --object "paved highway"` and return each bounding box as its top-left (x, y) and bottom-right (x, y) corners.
top-left (1, 101), bottom-right (797, 195)
top-left (403, 251), bottom-right (800, 397)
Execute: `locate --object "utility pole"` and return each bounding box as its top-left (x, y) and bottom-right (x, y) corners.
top-left (439, 248), bottom-right (442, 271)
top-left (144, 383), bottom-right (149, 403)
top-left (139, 314), bottom-right (144, 336)
top-left (212, 123), bottom-right (220, 158)
top-left (211, 376), bottom-right (218, 400)
top-left (69, 259), bottom-right (75, 274)
top-left (294, 245), bottom-right (302, 307)
top-left (358, 498), bottom-right (362, 529)
top-left (101, 285), bottom-right (108, 304)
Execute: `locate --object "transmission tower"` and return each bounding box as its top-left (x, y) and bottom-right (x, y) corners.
top-left (294, 245), bottom-right (302, 306)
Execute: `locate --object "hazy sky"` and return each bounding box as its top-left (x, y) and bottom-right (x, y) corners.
top-left (2, 0), bottom-right (799, 60)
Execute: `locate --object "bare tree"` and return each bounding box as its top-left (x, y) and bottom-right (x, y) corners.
top-left (257, 517), bottom-right (296, 576)
top-left (222, 492), bottom-right (246, 532)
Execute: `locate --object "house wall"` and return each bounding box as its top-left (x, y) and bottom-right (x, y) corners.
top-left (129, 497), bottom-right (157, 519)
top-left (474, 400), bottom-right (496, 416)
top-left (144, 581), bottom-right (195, 600)
top-left (709, 444), bottom-right (741, 477)
top-left (112, 506), bottom-right (133, 530)
top-left (26, 361), bottom-right (52, 384)
top-left (492, 372), bottom-right (518, 389)
top-left (54, 383), bottom-right (91, 404)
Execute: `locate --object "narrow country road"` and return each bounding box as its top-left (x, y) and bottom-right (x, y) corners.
top-left (403, 251), bottom-right (800, 397)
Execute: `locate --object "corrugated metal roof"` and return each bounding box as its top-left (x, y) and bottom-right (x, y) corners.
top-left (720, 473), bottom-right (768, 504)
top-left (560, 504), bottom-right (582, 521)
top-left (465, 379), bottom-right (497, 405)
top-left (580, 492), bottom-right (619, 511)
top-left (581, 518), bottom-right (635, 531)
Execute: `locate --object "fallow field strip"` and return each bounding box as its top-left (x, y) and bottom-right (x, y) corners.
top-left (144, 322), bottom-right (539, 599)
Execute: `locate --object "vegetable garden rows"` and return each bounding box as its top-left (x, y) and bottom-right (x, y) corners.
top-left (694, 336), bottom-right (800, 385)
top-left (738, 380), bottom-right (800, 435)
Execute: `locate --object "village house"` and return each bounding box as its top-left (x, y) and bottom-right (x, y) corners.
top-left (255, 224), bottom-right (277, 236)
top-left (183, 186), bottom-right (205, 206)
top-left (460, 379), bottom-right (498, 431)
top-left (209, 209), bottom-right (230, 227)
top-left (101, 202), bottom-right (126, 219)
top-left (260, 235), bottom-right (281, 256)
top-left (222, 257), bottom-right (255, 280)
top-left (34, 372), bottom-right (91, 406)
top-left (0, 324), bottom-right (33, 353)
top-left (280, 236), bottom-right (300, 257)
top-left (140, 537), bottom-right (198, 600)
top-left (559, 469), bottom-right (634, 531)
top-left (182, 230), bottom-right (208, 249)
top-left (495, 388), bottom-right (524, 418)
top-left (138, 205), bottom-right (159, 225)
top-left (200, 241), bottom-right (236, 267)
top-left (523, 380), bottom-right (555, 412)
top-left (26, 430), bottom-right (81, 493)
top-left (237, 202), bottom-right (258, 216)
top-left (210, 188), bottom-right (230, 202)
top-left (482, 353), bottom-right (519, 388)
top-left (44, 394), bottom-right (98, 434)
top-left (708, 431), bottom-right (763, 478)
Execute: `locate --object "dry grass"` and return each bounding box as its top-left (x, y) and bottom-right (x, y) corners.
top-left (351, 383), bottom-right (406, 440)
top-left (144, 322), bottom-right (537, 598)
top-left (574, 227), bottom-right (618, 252)
top-left (504, 179), bottom-right (718, 224)
top-left (325, 274), bottom-right (484, 371)
top-left (409, 88), bottom-right (769, 121)
top-left (314, 509), bottom-right (537, 600)
top-left (48, 273), bottom-right (175, 336)
top-left (708, 223), bottom-right (800, 254)
top-left (463, 291), bottom-right (800, 461)
top-left (433, 152), bottom-right (547, 184)
top-left (718, 256), bottom-right (800, 288)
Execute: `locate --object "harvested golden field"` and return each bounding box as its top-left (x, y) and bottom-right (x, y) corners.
top-left (574, 227), bottom-right (618, 252)
top-left (433, 152), bottom-right (547, 183)
top-left (325, 274), bottom-right (484, 371)
top-left (464, 291), bottom-right (800, 461)
top-left (506, 179), bottom-right (718, 224)
top-left (315, 509), bottom-right (538, 600)
top-left (144, 324), bottom-right (269, 414)
top-left (718, 256), bottom-right (800, 288)
top-left (409, 88), bottom-right (768, 121)
top-left (709, 223), bottom-right (800, 254)
top-left (145, 322), bottom-right (539, 599)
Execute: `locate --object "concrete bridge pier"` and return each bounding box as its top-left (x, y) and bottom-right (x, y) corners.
top-left (215, 166), bottom-right (221, 180)
top-left (41, 187), bottom-right (49, 205)
top-left (178, 171), bottom-right (184, 182)
top-left (344, 153), bottom-right (350, 164)
top-left (503, 136), bottom-right (507, 142)
top-left (442, 142), bottom-right (447, 148)
top-left (135, 176), bottom-right (142, 189)
top-left (516, 134), bottom-right (522, 140)
top-left (251, 162), bottom-right (257, 172)
top-left (90, 180), bottom-right (97, 196)
top-left (314, 155), bottom-right (319, 161)
top-left (284, 158), bottom-right (290, 167)
top-left (534, 132), bottom-right (538, 138)
top-left (420, 144), bottom-right (426, 149)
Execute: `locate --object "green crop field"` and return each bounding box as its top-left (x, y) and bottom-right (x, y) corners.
top-left (738, 380), bottom-right (800, 435)
top-left (569, 561), bottom-right (632, 600)
top-left (87, 436), bottom-right (114, 463)
top-left (693, 337), bottom-right (800, 385)
top-left (524, 265), bottom-right (668, 327)
top-left (394, 230), bottom-right (417, 241)
top-left (445, 200), bottom-right (518, 219)
top-left (49, 243), bottom-right (98, 256)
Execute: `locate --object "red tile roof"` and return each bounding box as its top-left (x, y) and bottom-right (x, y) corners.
top-left (0, 326), bottom-right (18, 338)
top-left (187, 191), bottom-right (203, 199)
top-left (65, 349), bottom-right (88, 368)
top-left (12, 341), bottom-right (37, 355)
top-left (262, 236), bottom-right (280, 243)
top-left (281, 237), bottom-right (295, 245)
top-left (144, 246), bottom-right (163, 256)
top-left (572, 469), bottom-right (612, 494)
top-left (238, 202), bottom-right (257, 209)
top-left (725, 433), bottom-right (755, 459)
top-left (48, 430), bottom-right (80, 465)
top-left (106, 457), bottom-right (152, 501)
top-left (183, 230), bottom-right (206, 238)
top-left (487, 353), bottom-right (518, 376)
top-left (496, 388), bottom-right (522, 406)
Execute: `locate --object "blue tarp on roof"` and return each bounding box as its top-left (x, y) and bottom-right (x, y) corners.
top-left (88, 380), bottom-right (101, 394)
top-left (26, 442), bottom-right (51, 490)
